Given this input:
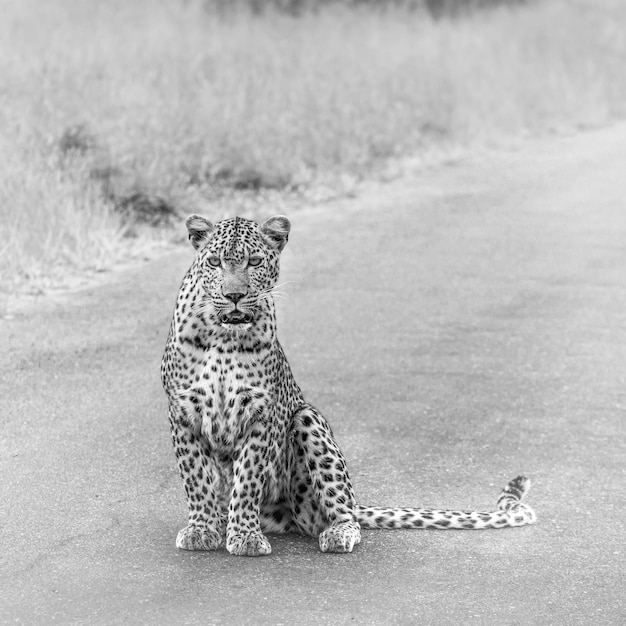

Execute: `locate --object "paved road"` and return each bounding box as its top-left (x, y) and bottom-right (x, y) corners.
top-left (1, 125), bottom-right (625, 625)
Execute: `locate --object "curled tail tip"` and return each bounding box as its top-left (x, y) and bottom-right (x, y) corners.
top-left (498, 476), bottom-right (536, 525)
top-left (508, 475), bottom-right (532, 498)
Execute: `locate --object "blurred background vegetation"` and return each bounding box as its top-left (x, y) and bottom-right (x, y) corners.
top-left (1, 0), bottom-right (625, 292)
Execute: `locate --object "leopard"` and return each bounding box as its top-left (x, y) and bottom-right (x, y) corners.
top-left (160, 214), bottom-right (536, 556)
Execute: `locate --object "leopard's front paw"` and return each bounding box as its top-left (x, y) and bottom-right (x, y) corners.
top-left (319, 521), bottom-right (361, 553)
top-left (176, 524), bottom-right (222, 551)
top-left (226, 530), bottom-right (272, 556)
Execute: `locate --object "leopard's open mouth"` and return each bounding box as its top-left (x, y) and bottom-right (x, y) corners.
top-left (219, 310), bottom-right (254, 325)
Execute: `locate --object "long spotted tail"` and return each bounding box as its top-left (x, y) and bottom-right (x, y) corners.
top-left (356, 475), bottom-right (536, 530)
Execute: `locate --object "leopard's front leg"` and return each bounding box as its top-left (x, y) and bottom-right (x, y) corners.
top-left (226, 391), bottom-right (278, 557)
top-left (169, 407), bottom-right (225, 551)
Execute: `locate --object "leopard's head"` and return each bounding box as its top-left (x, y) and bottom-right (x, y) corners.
top-left (186, 214), bottom-right (290, 330)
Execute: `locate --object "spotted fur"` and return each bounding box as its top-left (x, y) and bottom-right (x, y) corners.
top-left (161, 215), bottom-right (536, 556)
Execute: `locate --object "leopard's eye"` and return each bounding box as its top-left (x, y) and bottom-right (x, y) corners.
top-left (207, 256), bottom-right (221, 268)
top-left (248, 256), bottom-right (263, 267)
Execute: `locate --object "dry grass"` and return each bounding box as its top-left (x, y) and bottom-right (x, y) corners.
top-left (1, 0), bottom-right (625, 292)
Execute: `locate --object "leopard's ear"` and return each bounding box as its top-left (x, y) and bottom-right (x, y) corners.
top-left (185, 214), bottom-right (214, 250)
top-left (260, 215), bottom-right (290, 252)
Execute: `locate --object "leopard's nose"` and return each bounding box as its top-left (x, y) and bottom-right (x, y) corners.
top-left (224, 292), bottom-right (246, 304)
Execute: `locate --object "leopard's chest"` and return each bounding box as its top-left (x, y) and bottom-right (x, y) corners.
top-left (179, 346), bottom-right (274, 450)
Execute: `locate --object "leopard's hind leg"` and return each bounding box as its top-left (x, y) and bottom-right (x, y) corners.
top-left (287, 404), bottom-right (361, 553)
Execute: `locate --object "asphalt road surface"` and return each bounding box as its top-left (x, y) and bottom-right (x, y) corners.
top-left (1, 125), bottom-right (625, 625)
